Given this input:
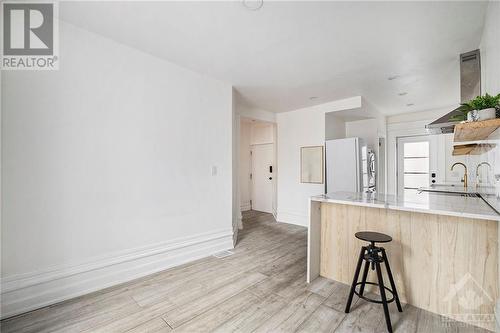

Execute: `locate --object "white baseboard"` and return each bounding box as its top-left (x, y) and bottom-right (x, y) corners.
top-left (0, 228), bottom-right (234, 319)
top-left (276, 210), bottom-right (308, 227)
top-left (240, 201), bottom-right (251, 211)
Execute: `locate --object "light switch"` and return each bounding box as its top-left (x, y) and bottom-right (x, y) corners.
top-left (211, 166), bottom-right (218, 176)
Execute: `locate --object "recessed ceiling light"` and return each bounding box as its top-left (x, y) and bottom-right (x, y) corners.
top-left (387, 75), bottom-right (399, 81)
top-left (398, 92), bottom-right (408, 96)
top-left (309, 96), bottom-right (319, 100)
top-left (406, 103), bottom-right (414, 107)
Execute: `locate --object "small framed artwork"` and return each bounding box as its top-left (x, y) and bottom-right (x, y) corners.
top-left (300, 146), bottom-right (324, 184)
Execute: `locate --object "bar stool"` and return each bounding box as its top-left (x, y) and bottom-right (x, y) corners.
top-left (344, 231), bottom-right (403, 333)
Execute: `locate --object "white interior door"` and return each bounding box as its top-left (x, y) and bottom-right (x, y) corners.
top-left (251, 144), bottom-right (274, 213)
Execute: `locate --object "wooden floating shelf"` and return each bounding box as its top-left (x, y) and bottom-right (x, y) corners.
top-left (454, 118), bottom-right (500, 142)
top-left (452, 143), bottom-right (496, 156)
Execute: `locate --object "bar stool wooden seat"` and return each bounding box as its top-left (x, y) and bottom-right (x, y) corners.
top-left (345, 231), bottom-right (403, 333)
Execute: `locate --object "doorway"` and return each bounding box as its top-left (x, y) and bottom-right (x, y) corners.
top-left (251, 143), bottom-right (274, 213)
top-left (239, 118), bottom-right (276, 216)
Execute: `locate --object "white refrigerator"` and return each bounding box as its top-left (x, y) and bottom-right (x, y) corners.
top-left (325, 137), bottom-right (367, 193)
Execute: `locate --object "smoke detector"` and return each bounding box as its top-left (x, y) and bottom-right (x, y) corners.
top-left (243, 0), bottom-right (263, 11)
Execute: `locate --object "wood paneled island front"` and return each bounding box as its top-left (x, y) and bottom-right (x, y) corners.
top-left (307, 191), bottom-right (500, 331)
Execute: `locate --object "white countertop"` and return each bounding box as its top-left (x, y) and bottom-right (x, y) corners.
top-left (311, 191), bottom-right (500, 221)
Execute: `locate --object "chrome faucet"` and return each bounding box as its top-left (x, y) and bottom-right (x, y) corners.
top-left (451, 162), bottom-right (468, 188)
top-left (476, 162), bottom-right (491, 185)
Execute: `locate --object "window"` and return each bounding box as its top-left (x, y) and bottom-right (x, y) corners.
top-left (397, 137), bottom-right (431, 198)
top-left (403, 141), bottom-right (429, 190)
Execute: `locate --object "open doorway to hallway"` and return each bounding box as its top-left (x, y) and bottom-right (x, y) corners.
top-left (240, 118), bottom-right (277, 217)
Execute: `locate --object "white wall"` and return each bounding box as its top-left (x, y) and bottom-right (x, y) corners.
top-left (324, 113), bottom-right (346, 140)
top-left (276, 107), bottom-right (325, 226)
top-left (345, 118), bottom-right (379, 150)
top-left (276, 96), bottom-right (372, 226)
top-left (233, 93), bottom-right (276, 123)
top-left (1, 22), bottom-right (234, 318)
top-left (251, 122), bottom-right (274, 145)
top-left (481, 1), bottom-right (500, 96)
top-left (386, 108), bottom-right (451, 125)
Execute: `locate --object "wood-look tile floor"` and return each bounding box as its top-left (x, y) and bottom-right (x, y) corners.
top-left (1, 210), bottom-right (491, 333)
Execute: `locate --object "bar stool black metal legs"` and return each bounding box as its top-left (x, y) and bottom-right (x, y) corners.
top-left (344, 246), bottom-right (366, 312)
top-left (381, 247), bottom-right (403, 313)
top-left (358, 258), bottom-right (370, 297)
top-left (344, 232), bottom-right (403, 333)
top-left (375, 260), bottom-right (392, 332)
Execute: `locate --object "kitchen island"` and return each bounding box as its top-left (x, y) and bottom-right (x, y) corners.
top-left (308, 191), bottom-right (499, 331)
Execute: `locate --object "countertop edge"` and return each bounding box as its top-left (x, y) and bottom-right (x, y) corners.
top-left (311, 196), bottom-right (500, 222)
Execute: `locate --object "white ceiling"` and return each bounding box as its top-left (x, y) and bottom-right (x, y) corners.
top-left (60, 1), bottom-right (488, 114)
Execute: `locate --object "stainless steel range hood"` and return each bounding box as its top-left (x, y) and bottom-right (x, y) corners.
top-left (426, 50), bottom-right (481, 134)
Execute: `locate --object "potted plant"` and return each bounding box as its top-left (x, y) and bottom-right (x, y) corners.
top-left (449, 93), bottom-right (500, 122)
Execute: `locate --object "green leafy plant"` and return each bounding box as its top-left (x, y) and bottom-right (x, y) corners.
top-left (449, 93), bottom-right (500, 122)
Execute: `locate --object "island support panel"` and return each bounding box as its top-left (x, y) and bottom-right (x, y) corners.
top-left (310, 202), bottom-right (498, 331)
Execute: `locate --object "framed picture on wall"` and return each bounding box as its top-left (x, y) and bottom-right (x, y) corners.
top-left (300, 146), bottom-right (324, 184)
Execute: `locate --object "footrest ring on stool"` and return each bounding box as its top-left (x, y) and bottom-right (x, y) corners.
top-left (353, 282), bottom-right (395, 304)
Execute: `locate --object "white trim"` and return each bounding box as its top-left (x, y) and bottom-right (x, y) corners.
top-left (240, 201), bottom-right (251, 211)
top-left (272, 208), bottom-right (278, 221)
top-left (233, 210), bottom-right (243, 233)
top-left (0, 228), bottom-right (234, 319)
top-left (276, 210), bottom-right (308, 227)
